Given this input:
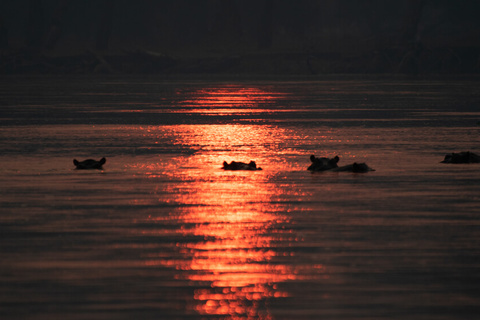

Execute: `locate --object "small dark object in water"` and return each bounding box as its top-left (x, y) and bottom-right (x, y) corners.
top-left (307, 155), bottom-right (339, 171)
top-left (441, 151), bottom-right (480, 164)
top-left (307, 154), bottom-right (374, 173)
top-left (223, 160), bottom-right (262, 171)
top-left (73, 157), bottom-right (106, 169)
top-left (331, 162), bottom-right (375, 173)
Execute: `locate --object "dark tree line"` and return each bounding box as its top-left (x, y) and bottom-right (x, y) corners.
top-left (1, 0), bottom-right (479, 74)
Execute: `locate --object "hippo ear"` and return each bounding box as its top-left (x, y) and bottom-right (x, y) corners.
top-left (310, 155), bottom-right (316, 162)
top-left (100, 157), bottom-right (106, 165)
top-left (73, 159), bottom-right (79, 166)
top-left (333, 156), bottom-right (339, 163)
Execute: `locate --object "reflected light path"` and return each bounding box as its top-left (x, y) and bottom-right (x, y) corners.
top-left (174, 182), bottom-right (296, 318)
top-left (178, 86), bottom-right (283, 115)
top-left (3, 77), bottom-right (479, 320)
top-left (136, 86), bottom-right (318, 319)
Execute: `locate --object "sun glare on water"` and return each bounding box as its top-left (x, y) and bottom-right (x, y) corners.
top-left (127, 86), bottom-right (322, 318)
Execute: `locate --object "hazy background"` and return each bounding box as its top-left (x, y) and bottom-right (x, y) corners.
top-left (1, 0), bottom-right (479, 74)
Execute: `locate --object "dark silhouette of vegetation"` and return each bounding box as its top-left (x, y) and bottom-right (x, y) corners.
top-left (0, 15), bottom-right (7, 49)
top-left (95, 0), bottom-right (114, 51)
top-left (257, 0), bottom-right (274, 49)
top-left (26, 0), bottom-right (44, 50)
top-left (1, 0), bottom-right (479, 74)
top-left (44, 0), bottom-right (68, 50)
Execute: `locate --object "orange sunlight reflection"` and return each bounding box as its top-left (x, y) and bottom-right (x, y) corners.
top-left (168, 124), bottom-right (297, 319)
top-left (138, 86), bottom-right (313, 319)
top-left (178, 86), bottom-right (283, 115)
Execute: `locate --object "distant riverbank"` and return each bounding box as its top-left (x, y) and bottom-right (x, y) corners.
top-left (2, 45), bottom-right (479, 75)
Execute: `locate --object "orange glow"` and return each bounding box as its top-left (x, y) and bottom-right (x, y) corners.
top-left (170, 86), bottom-right (297, 117)
top-left (128, 86), bottom-right (321, 318)
top-left (169, 157), bottom-right (295, 318)
top-left (180, 87), bottom-right (279, 113)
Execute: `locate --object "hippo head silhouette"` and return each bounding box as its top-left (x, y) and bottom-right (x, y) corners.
top-left (73, 157), bottom-right (106, 169)
top-left (307, 155), bottom-right (339, 171)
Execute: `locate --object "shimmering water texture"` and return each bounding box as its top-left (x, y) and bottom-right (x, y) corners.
top-left (1, 77), bottom-right (480, 320)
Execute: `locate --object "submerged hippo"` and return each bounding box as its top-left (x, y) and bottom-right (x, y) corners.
top-left (223, 160), bottom-right (262, 171)
top-left (73, 157), bottom-right (106, 169)
top-left (308, 154), bottom-right (374, 173)
top-left (441, 151), bottom-right (480, 164)
top-left (307, 155), bottom-right (340, 171)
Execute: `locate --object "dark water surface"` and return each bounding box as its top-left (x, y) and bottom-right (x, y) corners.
top-left (1, 76), bottom-right (480, 319)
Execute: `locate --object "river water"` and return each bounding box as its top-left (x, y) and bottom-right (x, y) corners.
top-left (1, 76), bottom-right (479, 319)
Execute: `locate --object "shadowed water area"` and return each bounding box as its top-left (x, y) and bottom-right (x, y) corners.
top-left (1, 76), bottom-right (479, 319)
